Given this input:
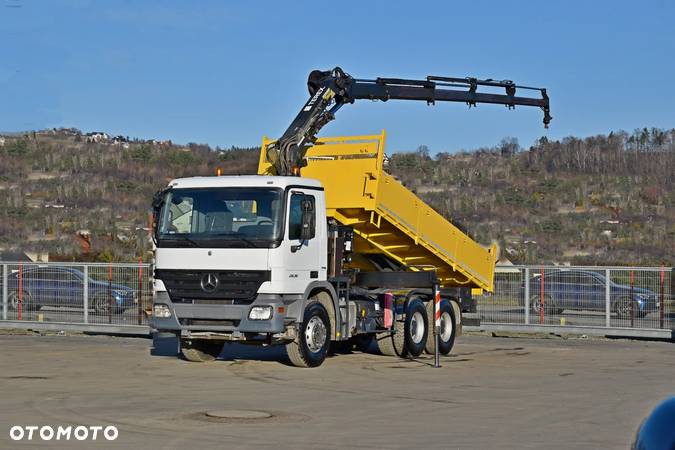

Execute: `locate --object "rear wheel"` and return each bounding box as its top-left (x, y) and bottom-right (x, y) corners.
top-left (8, 291), bottom-right (38, 311)
top-left (425, 300), bottom-right (457, 355)
top-left (180, 339), bottom-right (222, 362)
top-left (286, 301), bottom-right (331, 367)
top-left (375, 299), bottom-right (428, 358)
top-left (374, 320), bottom-right (405, 357)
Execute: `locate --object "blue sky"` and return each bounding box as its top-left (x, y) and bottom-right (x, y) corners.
top-left (1, 0), bottom-right (674, 154)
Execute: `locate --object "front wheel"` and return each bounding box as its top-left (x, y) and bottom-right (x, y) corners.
top-left (286, 301), bottom-right (331, 368)
top-left (614, 297), bottom-right (642, 319)
top-left (530, 295), bottom-right (561, 315)
top-left (92, 295), bottom-right (113, 315)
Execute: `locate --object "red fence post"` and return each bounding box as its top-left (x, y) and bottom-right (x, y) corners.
top-left (539, 267), bottom-right (545, 325)
top-left (18, 262), bottom-right (23, 321)
top-left (138, 257), bottom-right (143, 325)
top-left (629, 270), bottom-right (634, 328)
top-left (659, 265), bottom-right (665, 329)
top-left (108, 262), bottom-right (113, 324)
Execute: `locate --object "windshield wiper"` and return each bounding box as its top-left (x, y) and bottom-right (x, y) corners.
top-left (210, 233), bottom-right (262, 248)
top-left (159, 235), bottom-right (203, 248)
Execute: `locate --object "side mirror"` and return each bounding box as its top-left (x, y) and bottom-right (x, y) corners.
top-left (151, 187), bottom-right (171, 243)
top-left (300, 199), bottom-right (315, 241)
top-left (291, 197), bottom-right (315, 253)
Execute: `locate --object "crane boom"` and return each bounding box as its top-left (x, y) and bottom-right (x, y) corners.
top-left (266, 67), bottom-right (551, 176)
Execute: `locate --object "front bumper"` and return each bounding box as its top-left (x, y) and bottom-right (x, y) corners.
top-left (636, 297), bottom-right (660, 313)
top-left (150, 291), bottom-right (292, 335)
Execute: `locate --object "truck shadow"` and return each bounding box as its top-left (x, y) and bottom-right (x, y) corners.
top-left (150, 332), bottom-right (296, 365)
top-left (150, 332), bottom-right (179, 356)
top-left (219, 344), bottom-right (288, 363)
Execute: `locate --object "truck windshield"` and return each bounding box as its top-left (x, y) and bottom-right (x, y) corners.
top-left (157, 187), bottom-right (283, 248)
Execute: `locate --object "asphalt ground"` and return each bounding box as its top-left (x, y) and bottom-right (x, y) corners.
top-left (0, 332), bottom-right (673, 449)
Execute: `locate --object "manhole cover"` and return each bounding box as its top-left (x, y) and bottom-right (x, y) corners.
top-left (204, 410), bottom-right (272, 420)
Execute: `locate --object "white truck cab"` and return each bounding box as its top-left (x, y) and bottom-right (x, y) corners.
top-left (151, 175), bottom-right (345, 366)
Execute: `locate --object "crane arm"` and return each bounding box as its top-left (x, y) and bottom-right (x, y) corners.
top-left (267, 67), bottom-right (551, 176)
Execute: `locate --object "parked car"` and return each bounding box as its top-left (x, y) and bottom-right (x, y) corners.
top-left (521, 269), bottom-right (658, 318)
top-left (6, 267), bottom-right (136, 315)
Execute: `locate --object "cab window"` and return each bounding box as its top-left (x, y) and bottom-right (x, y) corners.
top-left (289, 193), bottom-right (315, 240)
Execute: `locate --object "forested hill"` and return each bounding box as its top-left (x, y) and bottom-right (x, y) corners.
top-left (0, 128), bottom-right (672, 265)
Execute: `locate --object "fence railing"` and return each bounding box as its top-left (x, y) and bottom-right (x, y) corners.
top-left (475, 265), bottom-right (674, 336)
top-left (0, 261), bottom-right (152, 330)
top-left (0, 262), bottom-right (672, 338)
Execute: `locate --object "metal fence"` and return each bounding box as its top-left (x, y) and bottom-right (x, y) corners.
top-left (475, 265), bottom-right (674, 338)
top-left (0, 261), bottom-right (152, 334)
top-left (0, 261), bottom-right (672, 339)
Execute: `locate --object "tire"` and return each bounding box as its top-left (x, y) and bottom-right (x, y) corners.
top-left (531, 295), bottom-right (561, 315)
top-left (8, 291), bottom-right (38, 311)
top-left (614, 297), bottom-right (641, 319)
top-left (180, 339), bottom-right (222, 362)
top-left (92, 295), bottom-right (114, 315)
top-left (375, 299), bottom-right (427, 358)
top-left (404, 300), bottom-right (428, 357)
top-left (374, 321), bottom-right (405, 357)
top-left (286, 301), bottom-right (331, 368)
top-left (425, 300), bottom-right (457, 355)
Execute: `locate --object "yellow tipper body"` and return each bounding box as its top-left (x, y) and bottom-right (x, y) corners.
top-left (259, 131), bottom-right (496, 291)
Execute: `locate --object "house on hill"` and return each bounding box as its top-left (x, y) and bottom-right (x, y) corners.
top-left (85, 132), bottom-right (109, 143)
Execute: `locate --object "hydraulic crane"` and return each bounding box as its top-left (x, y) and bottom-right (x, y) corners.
top-left (266, 66), bottom-right (551, 176)
top-left (151, 67), bottom-right (552, 367)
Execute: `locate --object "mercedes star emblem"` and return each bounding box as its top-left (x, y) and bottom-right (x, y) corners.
top-left (200, 273), bottom-right (219, 293)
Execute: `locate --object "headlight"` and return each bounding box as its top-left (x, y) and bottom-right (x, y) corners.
top-left (248, 306), bottom-right (273, 320)
top-left (113, 290), bottom-right (129, 300)
top-left (153, 304), bottom-right (172, 318)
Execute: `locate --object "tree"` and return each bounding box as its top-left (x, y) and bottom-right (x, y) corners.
top-left (499, 137), bottom-right (520, 157)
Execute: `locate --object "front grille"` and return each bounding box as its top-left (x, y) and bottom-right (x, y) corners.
top-left (172, 298), bottom-right (238, 305)
top-left (179, 318), bottom-right (240, 327)
top-left (155, 269), bottom-right (270, 305)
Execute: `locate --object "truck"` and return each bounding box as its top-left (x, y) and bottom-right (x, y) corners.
top-left (150, 67), bottom-right (551, 367)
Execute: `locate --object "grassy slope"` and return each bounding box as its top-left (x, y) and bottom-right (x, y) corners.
top-left (0, 128), bottom-right (672, 265)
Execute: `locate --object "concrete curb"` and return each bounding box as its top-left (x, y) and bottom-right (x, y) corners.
top-left (464, 323), bottom-right (674, 340)
top-left (0, 320), bottom-right (151, 336)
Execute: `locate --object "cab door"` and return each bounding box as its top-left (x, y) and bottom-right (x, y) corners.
top-left (279, 190), bottom-right (322, 292)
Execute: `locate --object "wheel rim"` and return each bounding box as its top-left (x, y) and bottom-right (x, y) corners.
top-left (95, 298), bottom-right (110, 313)
top-left (531, 296), bottom-right (548, 312)
top-left (410, 311), bottom-right (425, 344)
top-left (617, 300), bottom-right (631, 316)
top-left (9, 293), bottom-right (19, 309)
top-left (305, 316), bottom-right (327, 353)
top-left (440, 311), bottom-right (453, 341)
